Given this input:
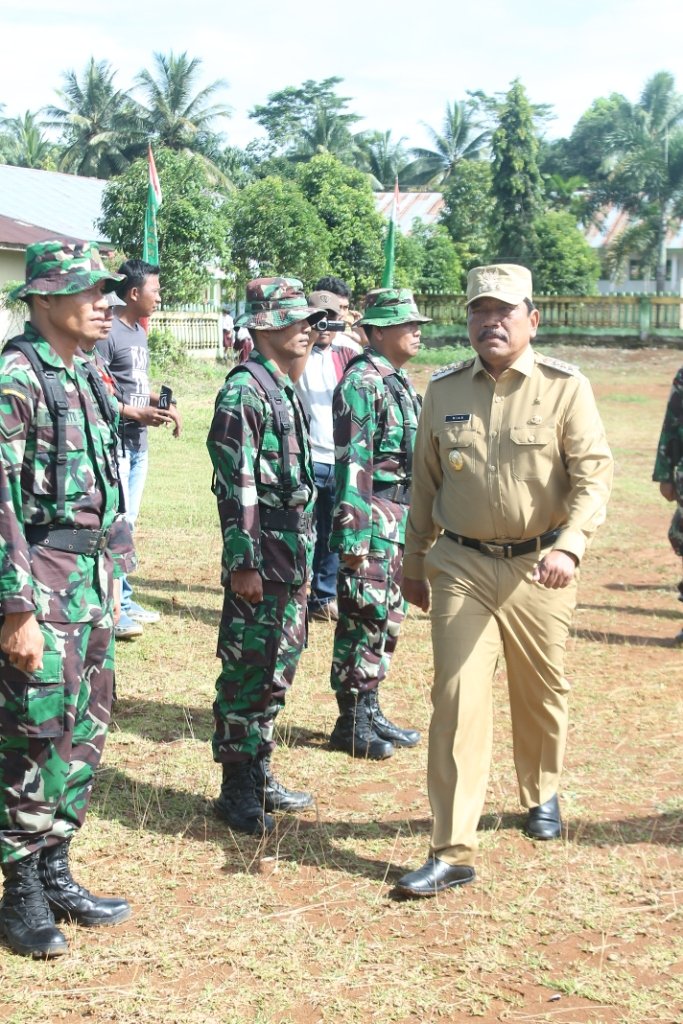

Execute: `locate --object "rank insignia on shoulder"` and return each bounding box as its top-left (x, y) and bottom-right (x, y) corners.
top-left (536, 354), bottom-right (581, 376)
top-left (0, 387), bottom-right (28, 402)
top-left (431, 358), bottom-right (475, 381)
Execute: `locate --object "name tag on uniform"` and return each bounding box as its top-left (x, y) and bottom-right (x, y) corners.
top-left (444, 413), bottom-right (471, 423)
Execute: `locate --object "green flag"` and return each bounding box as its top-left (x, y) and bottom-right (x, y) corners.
top-left (381, 179), bottom-right (399, 287)
top-left (143, 144), bottom-right (162, 265)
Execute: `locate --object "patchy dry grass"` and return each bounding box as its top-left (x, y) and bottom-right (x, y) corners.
top-left (1, 347), bottom-right (681, 1024)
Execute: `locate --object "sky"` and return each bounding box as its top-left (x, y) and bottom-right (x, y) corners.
top-left (1, 0), bottom-right (681, 154)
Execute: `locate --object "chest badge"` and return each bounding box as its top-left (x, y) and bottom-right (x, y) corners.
top-left (449, 449), bottom-right (464, 471)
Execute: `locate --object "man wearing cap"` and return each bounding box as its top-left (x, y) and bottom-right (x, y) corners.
top-left (0, 241), bottom-right (137, 956)
top-left (396, 263), bottom-right (613, 897)
top-left (328, 288), bottom-right (426, 760)
top-left (295, 289), bottom-right (361, 623)
top-left (207, 277), bottom-right (325, 835)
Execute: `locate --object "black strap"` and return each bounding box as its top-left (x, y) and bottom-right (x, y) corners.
top-left (5, 337), bottom-right (70, 521)
top-left (259, 507), bottom-right (313, 532)
top-left (24, 524), bottom-right (111, 556)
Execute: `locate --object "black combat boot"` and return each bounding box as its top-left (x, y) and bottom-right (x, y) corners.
top-left (0, 853), bottom-right (68, 958)
top-left (329, 690), bottom-right (394, 760)
top-left (366, 687), bottom-right (421, 748)
top-left (252, 755), bottom-right (315, 813)
top-left (39, 840), bottom-right (131, 927)
top-left (215, 761), bottom-right (275, 835)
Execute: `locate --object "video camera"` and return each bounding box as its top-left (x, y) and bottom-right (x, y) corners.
top-left (315, 318), bottom-right (346, 333)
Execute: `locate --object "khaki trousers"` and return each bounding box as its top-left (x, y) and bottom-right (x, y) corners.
top-left (424, 535), bottom-right (578, 865)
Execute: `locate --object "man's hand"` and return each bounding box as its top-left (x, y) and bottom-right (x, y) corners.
top-left (126, 405), bottom-right (174, 429)
top-left (167, 404), bottom-right (182, 439)
top-left (230, 569), bottom-right (263, 604)
top-left (402, 577), bottom-right (431, 612)
top-left (532, 549), bottom-right (577, 589)
top-left (113, 579), bottom-right (122, 625)
top-left (0, 612), bottom-right (44, 673)
top-left (660, 481), bottom-right (676, 502)
top-left (341, 553), bottom-right (366, 572)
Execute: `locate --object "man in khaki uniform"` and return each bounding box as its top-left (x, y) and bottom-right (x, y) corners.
top-left (396, 264), bottom-right (613, 897)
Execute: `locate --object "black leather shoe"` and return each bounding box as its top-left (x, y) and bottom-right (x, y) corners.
top-left (329, 691), bottom-right (394, 760)
top-left (524, 794), bottom-right (562, 840)
top-left (366, 688), bottom-right (421, 748)
top-left (39, 841), bottom-right (131, 927)
top-left (252, 755), bottom-right (314, 813)
top-left (395, 857), bottom-right (475, 898)
top-left (1, 853), bottom-right (68, 957)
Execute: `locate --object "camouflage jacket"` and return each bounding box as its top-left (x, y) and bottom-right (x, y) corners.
top-left (0, 326), bottom-right (135, 623)
top-left (207, 351), bottom-right (315, 586)
top-left (331, 347), bottom-right (421, 557)
top-left (653, 367), bottom-right (683, 497)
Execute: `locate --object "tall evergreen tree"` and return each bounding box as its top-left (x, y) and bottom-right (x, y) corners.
top-left (490, 79), bottom-right (543, 262)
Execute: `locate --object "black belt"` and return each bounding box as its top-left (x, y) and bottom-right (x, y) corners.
top-left (25, 524), bottom-right (111, 556)
top-left (259, 507), bottom-right (313, 532)
top-left (374, 481), bottom-right (412, 505)
top-left (443, 528), bottom-right (561, 559)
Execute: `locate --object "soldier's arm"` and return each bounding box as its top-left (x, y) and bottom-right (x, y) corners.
top-left (207, 380), bottom-right (265, 573)
top-left (653, 367), bottom-right (683, 483)
top-left (0, 375), bottom-right (39, 616)
top-left (330, 378), bottom-right (379, 557)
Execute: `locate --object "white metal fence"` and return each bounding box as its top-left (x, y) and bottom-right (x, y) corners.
top-left (150, 310), bottom-right (222, 358)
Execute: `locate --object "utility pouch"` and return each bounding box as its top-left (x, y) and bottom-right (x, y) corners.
top-left (24, 650), bottom-right (65, 737)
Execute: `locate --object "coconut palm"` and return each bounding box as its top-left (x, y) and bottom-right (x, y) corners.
top-left (45, 59), bottom-right (144, 177)
top-left (602, 71), bottom-right (683, 293)
top-left (354, 130), bottom-right (418, 190)
top-left (405, 99), bottom-right (490, 188)
top-left (0, 110), bottom-right (55, 169)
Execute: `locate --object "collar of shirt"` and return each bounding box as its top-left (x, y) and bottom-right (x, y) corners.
top-left (24, 323), bottom-right (78, 378)
top-left (366, 346), bottom-right (402, 379)
top-left (248, 349), bottom-right (291, 389)
top-left (472, 343), bottom-right (536, 380)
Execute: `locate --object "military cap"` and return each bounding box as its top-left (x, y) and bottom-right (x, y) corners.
top-left (466, 263), bottom-right (533, 307)
top-left (357, 287), bottom-right (431, 327)
top-left (308, 289), bottom-right (343, 315)
top-left (10, 240), bottom-right (125, 301)
top-left (238, 277), bottom-right (326, 331)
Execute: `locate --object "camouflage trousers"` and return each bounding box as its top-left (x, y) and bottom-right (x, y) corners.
top-left (213, 580), bottom-right (307, 762)
top-left (0, 617), bottom-right (114, 865)
top-left (668, 468), bottom-right (683, 556)
top-left (330, 544), bottom-right (406, 694)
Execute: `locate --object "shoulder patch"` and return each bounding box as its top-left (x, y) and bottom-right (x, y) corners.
top-left (431, 358), bottom-right (475, 381)
top-left (535, 353), bottom-right (582, 377)
top-left (0, 386), bottom-right (29, 403)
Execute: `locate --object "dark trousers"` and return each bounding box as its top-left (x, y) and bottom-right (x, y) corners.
top-left (309, 461), bottom-right (339, 612)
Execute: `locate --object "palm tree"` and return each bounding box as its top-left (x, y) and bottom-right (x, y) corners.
top-left (135, 51), bottom-right (231, 154)
top-left (0, 111), bottom-right (55, 169)
top-left (355, 130), bottom-right (418, 190)
top-left (405, 99), bottom-right (490, 188)
top-left (44, 58), bottom-right (144, 177)
top-left (602, 71), bottom-right (683, 293)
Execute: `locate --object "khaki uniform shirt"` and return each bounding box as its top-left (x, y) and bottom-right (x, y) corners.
top-left (403, 345), bottom-right (613, 581)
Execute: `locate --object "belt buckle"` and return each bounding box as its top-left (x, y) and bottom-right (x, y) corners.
top-left (480, 542), bottom-right (505, 558)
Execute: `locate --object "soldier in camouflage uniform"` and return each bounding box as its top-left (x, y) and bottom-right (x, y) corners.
top-left (0, 241), bottom-right (136, 958)
top-left (329, 289), bottom-right (430, 759)
top-left (207, 278), bottom-right (325, 835)
top-left (653, 365), bottom-right (683, 643)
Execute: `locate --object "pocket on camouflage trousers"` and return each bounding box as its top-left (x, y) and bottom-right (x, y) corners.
top-left (338, 558), bottom-right (389, 622)
top-left (23, 649), bottom-right (65, 738)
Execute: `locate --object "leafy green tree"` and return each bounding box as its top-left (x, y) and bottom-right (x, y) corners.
top-left (599, 71), bottom-right (683, 293)
top-left (249, 78), bottom-right (360, 160)
top-left (440, 159), bottom-right (494, 268)
top-left (99, 149), bottom-right (231, 304)
top-left (406, 99), bottom-right (490, 188)
top-left (296, 154), bottom-right (385, 294)
top-left (134, 51), bottom-right (231, 171)
top-left (227, 176), bottom-right (330, 286)
top-left (355, 130), bottom-right (414, 190)
top-left (45, 58), bottom-right (144, 177)
top-left (532, 212), bottom-right (601, 294)
top-left (0, 111), bottom-right (57, 169)
top-left (490, 79), bottom-right (544, 262)
top-left (412, 222), bottom-right (463, 292)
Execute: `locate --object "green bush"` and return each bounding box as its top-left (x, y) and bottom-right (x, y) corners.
top-left (148, 328), bottom-right (188, 371)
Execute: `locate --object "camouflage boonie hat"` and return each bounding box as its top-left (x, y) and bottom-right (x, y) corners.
top-left (466, 263), bottom-right (533, 306)
top-left (358, 287), bottom-right (431, 327)
top-left (239, 277), bottom-right (326, 331)
top-left (10, 240), bottom-right (125, 301)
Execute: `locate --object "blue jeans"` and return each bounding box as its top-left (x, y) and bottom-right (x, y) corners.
top-left (118, 447), bottom-right (149, 612)
top-left (309, 461), bottom-right (339, 611)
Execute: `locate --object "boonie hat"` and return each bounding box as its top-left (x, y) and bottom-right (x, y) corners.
top-left (308, 290), bottom-right (343, 315)
top-left (239, 277), bottom-right (326, 331)
top-left (466, 263), bottom-right (533, 307)
top-left (358, 288), bottom-right (431, 328)
top-left (10, 240), bottom-right (125, 301)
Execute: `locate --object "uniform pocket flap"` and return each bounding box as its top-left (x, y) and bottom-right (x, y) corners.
top-left (510, 426), bottom-right (554, 447)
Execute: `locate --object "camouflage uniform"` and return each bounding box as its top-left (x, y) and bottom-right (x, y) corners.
top-left (328, 289), bottom-right (430, 760)
top-left (207, 348), bottom-right (315, 761)
top-left (330, 348), bottom-right (422, 692)
top-left (653, 366), bottom-right (683, 557)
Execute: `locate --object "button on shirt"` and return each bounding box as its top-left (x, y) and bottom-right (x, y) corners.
top-left (403, 346), bottom-right (613, 580)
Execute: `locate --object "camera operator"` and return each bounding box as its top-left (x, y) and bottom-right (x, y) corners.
top-left (295, 291), bottom-right (361, 622)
